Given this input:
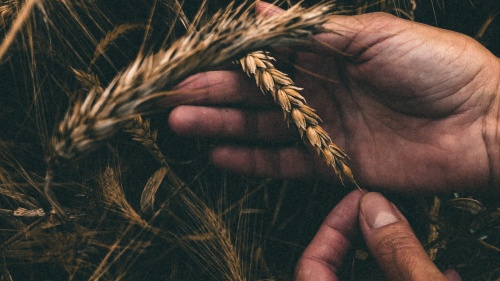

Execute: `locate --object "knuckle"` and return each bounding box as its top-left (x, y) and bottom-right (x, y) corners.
top-left (373, 230), bottom-right (421, 261)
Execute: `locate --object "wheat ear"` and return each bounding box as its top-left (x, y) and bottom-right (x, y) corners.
top-left (51, 3), bottom-right (334, 162)
top-left (47, 3), bottom-right (335, 216)
top-left (237, 51), bottom-right (358, 186)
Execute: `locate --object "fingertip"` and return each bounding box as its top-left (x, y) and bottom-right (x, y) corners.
top-left (168, 106), bottom-right (198, 135)
top-left (210, 147), bottom-right (253, 174)
top-left (443, 269), bottom-right (462, 281)
top-left (359, 192), bottom-right (448, 281)
top-left (295, 190), bottom-right (364, 281)
top-left (359, 192), bottom-right (400, 229)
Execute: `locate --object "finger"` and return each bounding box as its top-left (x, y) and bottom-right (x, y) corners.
top-left (169, 105), bottom-right (297, 142)
top-left (359, 192), bottom-right (451, 281)
top-left (295, 190), bottom-right (364, 281)
top-left (210, 146), bottom-right (336, 180)
top-left (158, 70), bottom-right (274, 108)
top-left (443, 269), bottom-right (462, 281)
top-left (256, 2), bottom-right (410, 61)
top-left (315, 13), bottom-right (412, 59)
top-left (255, 1), bottom-right (359, 56)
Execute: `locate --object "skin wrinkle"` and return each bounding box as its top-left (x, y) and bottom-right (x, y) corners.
top-left (443, 61), bottom-right (488, 101)
top-left (196, 72), bottom-right (217, 104)
top-left (347, 28), bottom-right (400, 64)
top-left (301, 214), bottom-right (356, 274)
top-left (353, 102), bottom-right (487, 190)
top-left (305, 255), bottom-right (340, 275)
top-left (338, 14), bottom-right (412, 63)
top-left (352, 77), bottom-right (481, 143)
top-left (348, 30), bottom-right (488, 119)
top-left (479, 59), bottom-right (500, 190)
top-left (324, 50), bottom-right (489, 190)
top-left (416, 45), bottom-right (487, 108)
top-left (350, 96), bottom-right (380, 185)
top-left (325, 73), bottom-right (358, 162)
top-left (245, 109), bottom-right (257, 140)
top-left (385, 38), bottom-right (419, 64)
top-left (372, 231), bottom-right (420, 264)
top-left (214, 108), bottom-right (226, 138)
top-left (324, 212), bottom-right (356, 237)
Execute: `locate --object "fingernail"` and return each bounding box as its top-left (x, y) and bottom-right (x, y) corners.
top-left (360, 192), bottom-right (400, 228)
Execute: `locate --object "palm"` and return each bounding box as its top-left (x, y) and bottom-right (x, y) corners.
top-left (169, 13), bottom-right (500, 193)
top-left (290, 14), bottom-right (497, 192)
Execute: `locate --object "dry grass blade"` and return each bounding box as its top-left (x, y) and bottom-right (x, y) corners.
top-left (72, 68), bottom-right (104, 93)
top-left (122, 114), bottom-right (245, 280)
top-left (140, 167), bottom-right (167, 213)
top-left (101, 166), bottom-right (150, 230)
top-left (427, 195), bottom-right (441, 260)
top-left (237, 51), bottom-right (358, 186)
top-left (0, 260), bottom-right (13, 281)
top-left (89, 23), bottom-right (146, 67)
top-left (124, 116), bottom-right (246, 279)
top-left (0, 0), bottom-right (38, 60)
top-left (124, 116), bottom-right (168, 212)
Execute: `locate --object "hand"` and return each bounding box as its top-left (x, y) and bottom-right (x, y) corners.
top-left (295, 190), bottom-right (462, 281)
top-left (168, 2), bottom-right (500, 193)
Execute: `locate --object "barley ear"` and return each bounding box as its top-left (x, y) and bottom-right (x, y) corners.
top-left (237, 51), bottom-right (360, 188)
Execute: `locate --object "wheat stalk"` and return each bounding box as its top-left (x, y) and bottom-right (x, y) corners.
top-left (427, 195), bottom-right (441, 260)
top-left (51, 2), bottom-right (333, 163)
top-left (124, 116), bottom-right (168, 167)
top-left (236, 51), bottom-right (358, 186)
top-left (124, 117), bottom-right (246, 280)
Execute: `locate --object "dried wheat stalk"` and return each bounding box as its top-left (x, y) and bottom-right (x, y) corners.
top-left (124, 116), bottom-right (167, 167)
top-left (427, 195), bottom-right (441, 260)
top-left (51, 2), bottom-right (333, 162)
top-left (124, 116), bottom-right (169, 212)
top-left (101, 166), bottom-right (155, 231)
top-left (124, 117), bottom-right (245, 280)
top-left (236, 51), bottom-right (358, 186)
top-left (126, 117), bottom-right (245, 280)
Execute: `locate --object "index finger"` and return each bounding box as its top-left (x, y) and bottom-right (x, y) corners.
top-left (158, 70), bottom-right (275, 108)
top-left (296, 190), bottom-right (364, 281)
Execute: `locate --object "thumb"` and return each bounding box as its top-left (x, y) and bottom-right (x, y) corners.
top-left (359, 192), bottom-right (460, 281)
top-left (254, 2), bottom-right (409, 59)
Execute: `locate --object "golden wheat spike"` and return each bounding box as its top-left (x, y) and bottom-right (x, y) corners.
top-left (236, 51), bottom-right (359, 187)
